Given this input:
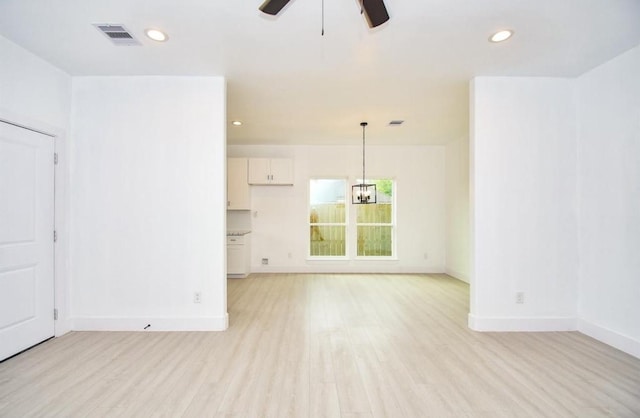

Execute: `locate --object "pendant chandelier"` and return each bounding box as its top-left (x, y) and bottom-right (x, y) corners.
top-left (352, 122), bottom-right (376, 204)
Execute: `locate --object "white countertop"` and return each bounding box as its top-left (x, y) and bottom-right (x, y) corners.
top-left (227, 230), bottom-right (251, 236)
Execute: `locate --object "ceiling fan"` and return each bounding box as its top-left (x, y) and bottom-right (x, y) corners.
top-left (259, 0), bottom-right (390, 28)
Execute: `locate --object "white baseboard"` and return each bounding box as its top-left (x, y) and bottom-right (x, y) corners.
top-left (468, 313), bottom-right (578, 332)
top-left (54, 318), bottom-right (72, 337)
top-left (578, 319), bottom-right (640, 359)
top-left (250, 265), bottom-right (446, 274)
top-left (445, 268), bottom-right (469, 283)
top-left (70, 314), bottom-right (229, 332)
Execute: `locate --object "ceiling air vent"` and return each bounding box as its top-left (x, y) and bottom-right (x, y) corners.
top-left (389, 120), bottom-right (404, 126)
top-left (93, 24), bottom-right (141, 46)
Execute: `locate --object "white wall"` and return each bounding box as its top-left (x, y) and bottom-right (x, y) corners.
top-left (576, 45), bottom-right (640, 357)
top-left (228, 144), bottom-right (446, 273)
top-left (470, 77), bottom-right (578, 331)
top-left (0, 35), bottom-right (72, 336)
top-left (445, 137), bottom-right (470, 282)
top-left (0, 36), bottom-right (70, 130)
top-left (70, 76), bottom-right (227, 331)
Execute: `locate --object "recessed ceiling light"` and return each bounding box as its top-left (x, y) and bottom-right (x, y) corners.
top-left (489, 29), bottom-right (514, 43)
top-left (145, 28), bottom-right (169, 42)
top-left (232, 120), bottom-right (242, 126)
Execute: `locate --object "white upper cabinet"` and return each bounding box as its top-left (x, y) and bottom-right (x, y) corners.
top-left (227, 158), bottom-right (251, 210)
top-left (248, 158), bottom-right (294, 185)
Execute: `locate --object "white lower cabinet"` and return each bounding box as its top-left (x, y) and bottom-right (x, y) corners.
top-left (227, 234), bottom-right (250, 277)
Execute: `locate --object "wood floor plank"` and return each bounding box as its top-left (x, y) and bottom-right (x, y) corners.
top-left (1, 273), bottom-right (639, 417)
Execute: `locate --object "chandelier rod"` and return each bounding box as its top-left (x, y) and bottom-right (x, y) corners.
top-left (361, 121), bottom-right (367, 187)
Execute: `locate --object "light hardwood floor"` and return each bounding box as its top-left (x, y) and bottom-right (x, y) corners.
top-left (1, 273), bottom-right (639, 417)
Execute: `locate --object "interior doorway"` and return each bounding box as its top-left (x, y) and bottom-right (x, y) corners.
top-left (0, 121), bottom-right (55, 361)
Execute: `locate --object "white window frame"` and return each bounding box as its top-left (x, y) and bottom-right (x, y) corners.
top-left (307, 178), bottom-right (349, 260)
top-left (353, 178), bottom-right (396, 260)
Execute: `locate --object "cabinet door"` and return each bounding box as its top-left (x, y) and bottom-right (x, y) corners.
top-left (248, 158), bottom-right (270, 185)
top-left (269, 158), bottom-right (294, 185)
top-left (227, 158), bottom-right (250, 210)
top-left (227, 245), bottom-right (245, 274)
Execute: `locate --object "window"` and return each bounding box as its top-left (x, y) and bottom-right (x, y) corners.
top-left (309, 178), bottom-right (395, 259)
top-left (356, 179), bottom-right (394, 257)
top-left (309, 179), bottom-right (347, 257)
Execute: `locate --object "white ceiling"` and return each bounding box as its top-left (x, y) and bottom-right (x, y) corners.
top-left (1, 0), bottom-right (639, 145)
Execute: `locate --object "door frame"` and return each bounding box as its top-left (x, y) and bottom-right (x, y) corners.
top-left (0, 107), bottom-right (70, 337)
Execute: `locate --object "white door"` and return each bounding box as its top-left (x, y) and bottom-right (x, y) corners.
top-left (0, 121), bottom-right (55, 361)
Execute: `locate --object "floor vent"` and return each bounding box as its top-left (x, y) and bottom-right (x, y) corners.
top-left (93, 24), bottom-right (141, 46)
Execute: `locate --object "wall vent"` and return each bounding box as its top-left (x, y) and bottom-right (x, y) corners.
top-left (388, 120), bottom-right (404, 126)
top-left (93, 24), bottom-right (141, 46)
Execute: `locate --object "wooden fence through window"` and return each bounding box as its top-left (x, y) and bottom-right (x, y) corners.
top-left (310, 203), bottom-right (392, 256)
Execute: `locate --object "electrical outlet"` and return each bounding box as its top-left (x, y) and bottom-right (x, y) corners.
top-left (262, 258), bottom-right (269, 265)
top-left (194, 292), bottom-right (202, 304)
top-left (515, 292), bottom-right (525, 304)
top-left (423, 252), bottom-right (428, 260)
top-left (288, 252), bottom-right (292, 259)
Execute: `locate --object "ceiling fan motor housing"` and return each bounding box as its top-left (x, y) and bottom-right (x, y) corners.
top-left (259, 0), bottom-right (389, 28)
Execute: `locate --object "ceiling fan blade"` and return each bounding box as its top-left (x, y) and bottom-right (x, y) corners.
top-left (259, 0), bottom-right (291, 15)
top-left (362, 0), bottom-right (389, 28)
